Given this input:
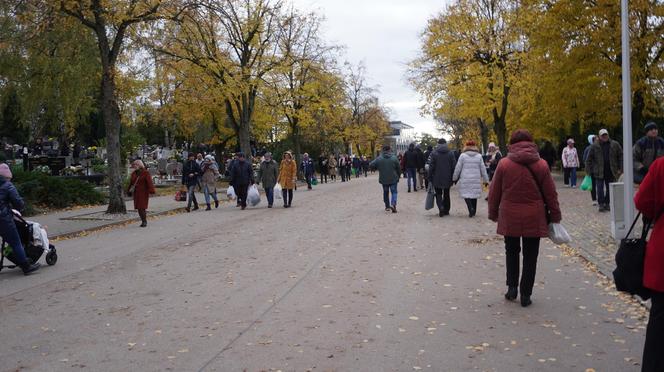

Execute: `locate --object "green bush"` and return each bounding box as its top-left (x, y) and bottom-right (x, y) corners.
top-left (10, 167), bottom-right (105, 214)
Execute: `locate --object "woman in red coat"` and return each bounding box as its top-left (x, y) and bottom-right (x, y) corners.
top-left (127, 160), bottom-right (156, 227)
top-left (488, 129), bottom-right (562, 307)
top-left (634, 156), bottom-right (664, 372)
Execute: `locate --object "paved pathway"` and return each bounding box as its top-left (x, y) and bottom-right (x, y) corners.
top-left (0, 175), bottom-right (649, 371)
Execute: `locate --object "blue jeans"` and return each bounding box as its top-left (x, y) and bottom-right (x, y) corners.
top-left (0, 218), bottom-right (28, 265)
top-left (406, 168), bottom-right (417, 190)
top-left (187, 185), bottom-right (198, 209)
top-left (203, 185), bottom-right (218, 204)
top-left (569, 167), bottom-right (577, 187)
top-left (264, 186), bottom-right (274, 206)
top-left (382, 184), bottom-right (398, 208)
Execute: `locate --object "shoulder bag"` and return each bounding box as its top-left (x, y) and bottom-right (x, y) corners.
top-left (520, 162), bottom-right (572, 244)
top-left (613, 211), bottom-right (662, 301)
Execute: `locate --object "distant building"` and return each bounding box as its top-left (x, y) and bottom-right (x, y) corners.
top-left (385, 121), bottom-right (416, 154)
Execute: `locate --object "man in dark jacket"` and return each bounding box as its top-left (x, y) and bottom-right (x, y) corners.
top-left (427, 138), bottom-right (457, 217)
top-left (301, 153), bottom-right (316, 189)
top-left (259, 152), bottom-right (278, 208)
top-left (318, 154), bottom-right (328, 183)
top-left (230, 152), bottom-right (254, 209)
top-left (182, 152), bottom-right (201, 212)
top-left (403, 143), bottom-right (420, 192)
top-left (369, 145), bottom-right (401, 213)
top-left (633, 121), bottom-right (664, 184)
top-left (585, 128), bottom-right (623, 212)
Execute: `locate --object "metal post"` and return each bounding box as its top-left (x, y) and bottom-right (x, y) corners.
top-left (621, 0), bottom-right (635, 230)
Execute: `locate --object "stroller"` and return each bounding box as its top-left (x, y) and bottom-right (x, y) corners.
top-left (1, 210), bottom-right (57, 272)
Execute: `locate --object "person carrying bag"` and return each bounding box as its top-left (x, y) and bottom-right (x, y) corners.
top-left (633, 156), bottom-right (664, 372)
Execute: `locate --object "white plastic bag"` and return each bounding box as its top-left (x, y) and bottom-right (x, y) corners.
top-left (226, 185), bottom-right (237, 200)
top-left (274, 183), bottom-right (283, 199)
top-left (548, 223), bottom-right (572, 244)
top-left (247, 184), bottom-right (261, 206)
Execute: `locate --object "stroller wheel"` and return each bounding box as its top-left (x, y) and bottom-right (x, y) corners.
top-left (45, 251), bottom-right (57, 266)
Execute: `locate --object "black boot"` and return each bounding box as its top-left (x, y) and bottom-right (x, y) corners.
top-left (520, 295), bottom-right (532, 307)
top-left (205, 203), bottom-right (211, 211)
top-left (21, 262), bottom-right (41, 275)
top-left (214, 200), bottom-right (219, 208)
top-left (193, 203), bottom-right (199, 211)
top-left (504, 286), bottom-right (518, 301)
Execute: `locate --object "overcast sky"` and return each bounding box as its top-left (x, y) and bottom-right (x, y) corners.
top-left (289, 0), bottom-right (449, 136)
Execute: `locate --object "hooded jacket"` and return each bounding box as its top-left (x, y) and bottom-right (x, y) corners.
top-left (488, 141), bottom-right (562, 238)
top-left (278, 153), bottom-right (297, 189)
top-left (634, 156), bottom-right (664, 292)
top-left (259, 159), bottom-right (279, 189)
top-left (369, 151), bottom-right (401, 185)
top-left (0, 176), bottom-right (24, 222)
top-left (453, 147), bottom-right (489, 199)
top-left (427, 143), bottom-right (457, 189)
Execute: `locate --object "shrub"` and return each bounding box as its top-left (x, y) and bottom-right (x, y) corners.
top-left (10, 167), bottom-right (105, 214)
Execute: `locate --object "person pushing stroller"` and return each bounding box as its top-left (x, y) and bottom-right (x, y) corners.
top-left (0, 164), bottom-right (40, 275)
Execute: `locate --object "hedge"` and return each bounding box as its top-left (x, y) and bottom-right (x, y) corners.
top-left (9, 167), bottom-right (105, 214)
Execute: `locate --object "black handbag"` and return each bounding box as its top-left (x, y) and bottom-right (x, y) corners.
top-left (613, 212), bottom-right (653, 301)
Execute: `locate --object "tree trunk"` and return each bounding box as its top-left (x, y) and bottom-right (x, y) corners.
top-left (493, 113), bottom-right (507, 155)
top-left (291, 119), bottom-right (302, 179)
top-left (478, 118), bottom-right (489, 153)
top-left (355, 143), bottom-right (363, 158)
top-left (632, 89), bottom-right (645, 136)
top-left (101, 69), bottom-right (126, 214)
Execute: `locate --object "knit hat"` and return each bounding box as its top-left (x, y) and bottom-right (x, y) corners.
top-left (645, 121), bottom-right (658, 132)
top-left (0, 163), bottom-right (12, 180)
top-left (465, 140), bottom-right (476, 147)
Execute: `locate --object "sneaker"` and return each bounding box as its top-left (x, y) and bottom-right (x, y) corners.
top-left (391, 205), bottom-right (397, 213)
top-left (592, 201), bottom-right (598, 206)
top-left (605, 204), bottom-right (611, 211)
top-left (385, 207), bottom-right (392, 212)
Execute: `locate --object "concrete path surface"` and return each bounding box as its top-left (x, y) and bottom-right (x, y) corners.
top-left (0, 175), bottom-right (648, 371)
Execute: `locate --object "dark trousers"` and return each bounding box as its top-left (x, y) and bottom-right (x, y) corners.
top-left (138, 209), bottom-right (147, 223)
top-left (321, 173), bottom-right (328, 183)
top-left (406, 168), bottom-right (417, 191)
top-left (505, 236), bottom-right (540, 296)
top-left (434, 187), bottom-right (451, 213)
top-left (590, 176), bottom-right (597, 201)
top-left (265, 187), bottom-right (274, 206)
top-left (236, 184), bottom-right (249, 207)
top-left (282, 189), bottom-right (293, 206)
top-left (341, 169), bottom-right (346, 182)
top-left (643, 291), bottom-right (664, 372)
top-left (596, 176), bottom-right (613, 207)
top-left (0, 219), bottom-right (28, 265)
top-left (464, 198), bottom-right (478, 216)
top-left (563, 167), bottom-right (570, 185)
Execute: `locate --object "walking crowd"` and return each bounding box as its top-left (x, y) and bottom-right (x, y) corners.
top-left (369, 123), bottom-right (664, 371)
top-left (1, 121), bottom-right (663, 371)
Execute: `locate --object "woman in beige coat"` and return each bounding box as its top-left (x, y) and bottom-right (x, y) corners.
top-left (278, 151), bottom-right (297, 207)
top-left (328, 155), bottom-right (337, 182)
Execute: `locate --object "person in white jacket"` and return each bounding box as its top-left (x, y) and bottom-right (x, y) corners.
top-left (453, 141), bottom-right (489, 217)
top-left (562, 139), bottom-right (580, 188)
